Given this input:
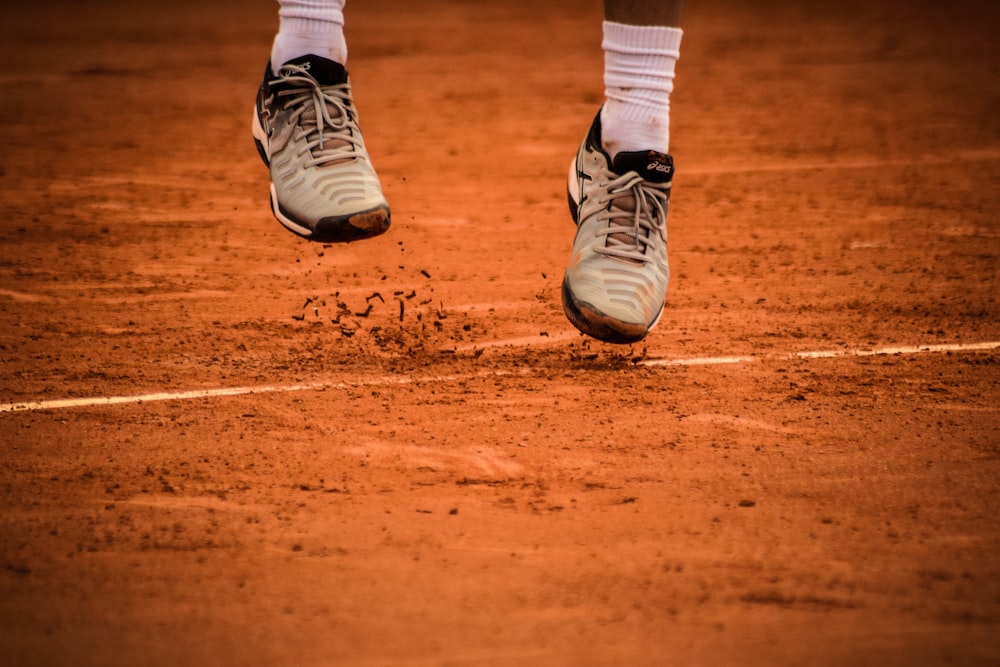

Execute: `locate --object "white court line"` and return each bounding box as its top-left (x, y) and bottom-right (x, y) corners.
top-left (682, 148), bottom-right (1000, 176)
top-left (0, 372), bottom-right (508, 415)
top-left (638, 341), bottom-right (1000, 367)
top-left (453, 332), bottom-right (579, 352)
top-left (639, 355), bottom-right (757, 367)
top-left (1, 341), bottom-right (997, 414)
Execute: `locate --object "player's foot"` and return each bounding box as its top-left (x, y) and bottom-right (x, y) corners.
top-left (252, 55), bottom-right (390, 243)
top-left (562, 112), bottom-right (674, 344)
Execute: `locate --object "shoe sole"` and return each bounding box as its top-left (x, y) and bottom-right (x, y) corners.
top-left (562, 160), bottom-right (664, 344)
top-left (252, 111), bottom-right (390, 244)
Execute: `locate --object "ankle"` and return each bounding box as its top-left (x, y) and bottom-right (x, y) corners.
top-left (601, 21), bottom-right (683, 156)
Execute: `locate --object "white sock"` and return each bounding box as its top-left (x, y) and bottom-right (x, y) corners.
top-left (271, 0), bottom-right (348, 74)
top-left (600, 21), bottom-right (683, 158)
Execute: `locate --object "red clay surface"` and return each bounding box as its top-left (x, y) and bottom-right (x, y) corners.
top-left (1, 0), bottom-right (999, 664)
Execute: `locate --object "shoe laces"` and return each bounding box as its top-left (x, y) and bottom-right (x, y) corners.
top-left (596, 173), bottom-right (671, 264)
top-left (275, 64), bottom-right (361, 168)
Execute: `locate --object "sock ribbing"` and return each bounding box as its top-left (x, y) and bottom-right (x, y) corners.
top-left (601, 21), bottom-right (683, 157)
top-left (272, 0), bottom-right (348, 72)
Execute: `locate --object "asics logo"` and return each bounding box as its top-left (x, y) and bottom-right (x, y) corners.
top-left (647, 161), bottom-right (672, 174)
top-left (279, 62), bottom-right (309, 76)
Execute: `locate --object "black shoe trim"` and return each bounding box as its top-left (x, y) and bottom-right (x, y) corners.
top-left (274, 54), bottom-right (348, 87)
top-left (611, 150), bottom-right (674, 185)
top-left (561, 277), bottom-right (653, 345)
top-left (274, 198), bottom-right (391, 244)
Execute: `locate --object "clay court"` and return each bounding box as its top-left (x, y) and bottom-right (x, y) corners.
top-left (1, 0), bottom-right (999, 664)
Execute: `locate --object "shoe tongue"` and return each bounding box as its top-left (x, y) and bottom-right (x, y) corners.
top-left (277, 55), bottom-right (353, 168)
top-left (279, 54), bottom-right (348, 86)
top-left (605, 151), bottom-right (673, 258)
top-left (611, 150), bottom-right (674, 184)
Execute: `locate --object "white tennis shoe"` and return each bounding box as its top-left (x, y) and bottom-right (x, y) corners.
top-left (252, 55), bottom-right (390, 243)
top-left (562, 112), bottom-right (674, 343)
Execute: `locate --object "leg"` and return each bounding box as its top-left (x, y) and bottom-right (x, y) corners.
top-left (272, 0), bottom-right (348, 72)
top-left (604, 0), bottom-right (684, 27)
top-left (560, 0), bottom-right (685, 343)
top-left (601, 0), bottom-right (684, 157)
top-left (251, 0), bottom-right (390, 243)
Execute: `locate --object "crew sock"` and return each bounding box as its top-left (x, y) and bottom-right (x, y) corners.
top-left (600, 21), bottom-right (683, 158)
top-left (271, 0), bottom-right (348, 74)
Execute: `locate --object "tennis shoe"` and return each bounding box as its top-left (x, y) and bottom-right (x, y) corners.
top-left (252, 55), bottom-right (390, 242)
top-left (563, 112), bottom-right (673, 344)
